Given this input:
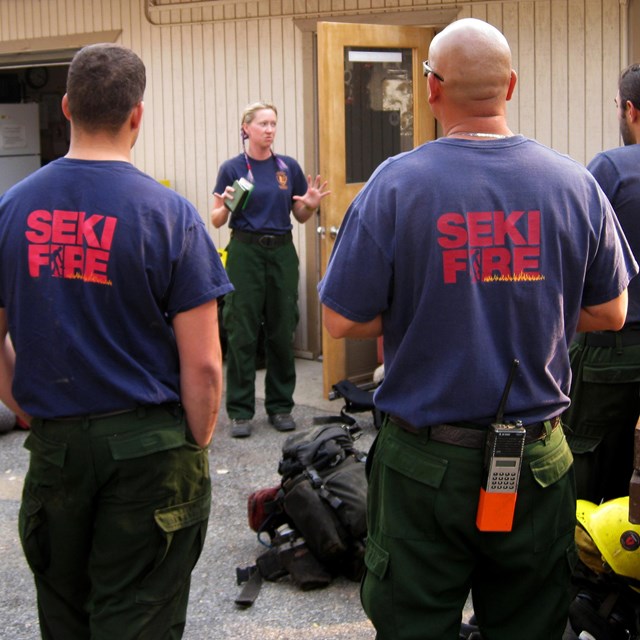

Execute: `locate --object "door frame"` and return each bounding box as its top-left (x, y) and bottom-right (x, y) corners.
top-left (316, 21), bottom-right (436, 397)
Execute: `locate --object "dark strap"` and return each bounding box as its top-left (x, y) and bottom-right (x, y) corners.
top-left (313, 414), bottom-right (356, 427)
top-left (231, 229), bottom-right (292, 248)
top-left (578, 328), bottom-right (640, 348)
top-left (390, 415), bottom-right (561, 449)
top-left (331, 379), bottom-right (376, 412)
top-left (234, 566), bottom-right (263, 608)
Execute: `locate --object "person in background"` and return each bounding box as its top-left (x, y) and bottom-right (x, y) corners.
top-left (318, 18), bottom-right (637, 640)
top-left (0, 43), bottom-right (232, 639)
top-left (211, 101), bottom-right (329, 438)
top-left (564, 63), bottom-right (640, 503)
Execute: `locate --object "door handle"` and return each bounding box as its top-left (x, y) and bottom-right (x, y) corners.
top-left (317, 225), bottom-right (339, 239)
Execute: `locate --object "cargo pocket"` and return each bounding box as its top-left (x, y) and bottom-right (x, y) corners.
top-left (566, 431), bottom-right (600, 455)
top-left (108, 426), bottom-right (186, 460)
top-left (360, 536), bottom-right (392, 628)
top-left (23, 430), bottom-right (67, 485)
top-left (108, 426), bottom-right (191, 500)
top-left (364, 536), bottom-right (389, 580)
top-left (530, 435), bottom-right (573, 489)
top-left (375, 432), bottom-right (447, 540)
top-left (136, 491), bottom-right (211, 605)
top-left (19, 430), bottom-right (67, 573)
top-left (18, 489), bottom-right (49, 574)
top-left (583, 363), bottom-right (640, 384)
top-left (530, 434), bottom-right (576, 552)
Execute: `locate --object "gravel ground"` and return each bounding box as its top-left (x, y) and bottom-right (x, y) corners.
top-left (0, 359), bottom-right (473, 639)
top-left (0, 363), bottom-right (379, 640)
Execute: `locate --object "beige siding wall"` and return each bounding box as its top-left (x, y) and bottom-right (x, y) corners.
top-left (0, 0), bottom-right (632, 353)
top-left (454, 0), bottom-right (626, 160)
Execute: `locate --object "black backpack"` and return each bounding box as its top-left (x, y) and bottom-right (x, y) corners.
top-left (235, 423), bottom-right (368, 607)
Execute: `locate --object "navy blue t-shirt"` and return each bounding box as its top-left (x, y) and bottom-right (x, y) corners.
top-left (213, 153), bottom-right (307, 234)
top-left (588, 144), bottom-right (640, 325)
top-left (0, 158), bottom-right (233, 418)
top-left (319, 135), bottom-right (637, 428)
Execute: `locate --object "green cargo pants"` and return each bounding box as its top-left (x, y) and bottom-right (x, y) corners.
top-left (223, 236), bottom-right (299, 419)
top-left (563, 335), bottom-right (640, 503)
top-left (361, 417), bottom-right (576, 640)
top-left (19, 404), bottom-right (211, 640)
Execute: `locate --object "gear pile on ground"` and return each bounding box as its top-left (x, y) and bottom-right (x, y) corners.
top-left (235, 423), bottom-right (368, 607)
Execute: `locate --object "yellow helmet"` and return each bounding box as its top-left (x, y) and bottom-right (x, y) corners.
top-left (576, 497), bottom-right (640, 586)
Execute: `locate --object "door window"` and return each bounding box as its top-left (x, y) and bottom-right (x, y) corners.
top-left (344, 47), bottom-right (414, 184)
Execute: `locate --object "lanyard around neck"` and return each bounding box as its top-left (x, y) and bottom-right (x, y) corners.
top-left (243, 149), bottom-right (287, 183)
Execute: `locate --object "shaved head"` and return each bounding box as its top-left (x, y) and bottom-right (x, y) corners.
top-left (429, 18), bottom-right (514, 114)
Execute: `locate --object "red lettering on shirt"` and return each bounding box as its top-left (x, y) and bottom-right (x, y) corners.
top-left (467, 212), bottom-right (494, 247)
top-left (52, 210), bottom-right (79, 244)
top-left (25, 210), bottom-right (52, 243)
top-left (438, 210), bottom-right (544, 284)
top-left (24, 209), bottom-right (118, 285)
top-left (437, 213), bottom-right (467, 248)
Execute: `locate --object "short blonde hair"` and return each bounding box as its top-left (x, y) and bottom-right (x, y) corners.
top-left (241, 101), bottom-right (278, 127)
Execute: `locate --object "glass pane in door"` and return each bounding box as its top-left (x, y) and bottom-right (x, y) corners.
top-left (344, 47), bottom-right (414, 184)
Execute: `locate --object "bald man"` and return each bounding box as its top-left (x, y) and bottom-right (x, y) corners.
top-left (318, 18), bottom-right (637, 640)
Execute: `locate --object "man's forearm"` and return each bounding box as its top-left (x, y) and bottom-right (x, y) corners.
top-left (180, 361), bottom-right (223, 447)
top-left (577, 290), bottom-right (628, 332)
top-left (322, 305), bottom-right (382, 339)
top-left (0, 333), bottom-right (30, 425)
top-left (173, 300), bottom-right (224, 447)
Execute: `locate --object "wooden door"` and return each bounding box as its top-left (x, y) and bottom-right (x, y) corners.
top-left (317, 21), bottom-right (435, 396)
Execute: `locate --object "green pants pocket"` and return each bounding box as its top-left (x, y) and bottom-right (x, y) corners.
top-left (18, 489), bottom-right (49, 574)
top-left (136, 491), bottom-right (211, 605)
top-left (583, 363), bottom-right (640, 384)
top-left (364, 536), bottom-right (389, 580)
top-left (566, 432), bottom-right (601, 455)
top-left (381, 433), bottom-right (447, 488)
top-left (24, 431), bottom-right (67, 468)
top-left (529, 433), bottom-right (577, 552)
top-left (109, 426), bottom-right (186, 460)
top-left (372, 429), bottom-right (447, 541)
top-left (530, 433), bottom-right (573, 488)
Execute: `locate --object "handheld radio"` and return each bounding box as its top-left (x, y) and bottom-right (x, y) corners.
top-left (476, 359), bottom-right (526, 532)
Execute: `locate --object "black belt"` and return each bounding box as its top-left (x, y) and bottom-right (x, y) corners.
top-left (578, 329), bottom-right (640, 348)
top-left (232, 229), bottom-right (292, 248)
top-left (48, 403), bottom-right (181, 423)
top-left (390, 415), bottom-right (562, 449)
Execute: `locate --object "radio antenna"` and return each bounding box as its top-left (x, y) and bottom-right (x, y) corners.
top-left (495, 358), bottom-right (519, 424)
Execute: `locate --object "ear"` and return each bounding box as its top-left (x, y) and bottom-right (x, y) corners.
top-left (426, 72), bottom-right (441, 105)
top-left (61, 94), bottom-right (72, 122)
top-left (506, 70), bottom-right (517, 101)
top-left (130, 101), bottom-right (144, 130)
top-left (626, 100), bottom-right (638, 123)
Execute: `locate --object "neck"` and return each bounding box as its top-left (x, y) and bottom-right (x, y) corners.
top-left (448, 131), bottom-right (512, 140)
top-left (246, 143), bottom-right (271, 161)
top-left (66, 129), bottom-right (133, 162)
top-left (444, 116), bottom-right (512, 140)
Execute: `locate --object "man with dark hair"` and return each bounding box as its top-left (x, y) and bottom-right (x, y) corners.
top-left (318, 19), bottom-right (637, 640)
top-left (65, 44), bottom-right (146, 133)
top-left (564, 62), bottom-right (640, 504)
top-left (0, 43), bottom-right (232, 639)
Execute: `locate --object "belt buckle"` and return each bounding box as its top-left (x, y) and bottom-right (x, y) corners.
top-left (258, 234), bottom-right (277, 248)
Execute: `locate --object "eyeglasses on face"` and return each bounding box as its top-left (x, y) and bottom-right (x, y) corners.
top-left (422, 60), bottom-right (444, 83)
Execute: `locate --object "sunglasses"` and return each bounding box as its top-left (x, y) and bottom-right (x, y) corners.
top-left (422, 60), bottom-right (444, 83)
